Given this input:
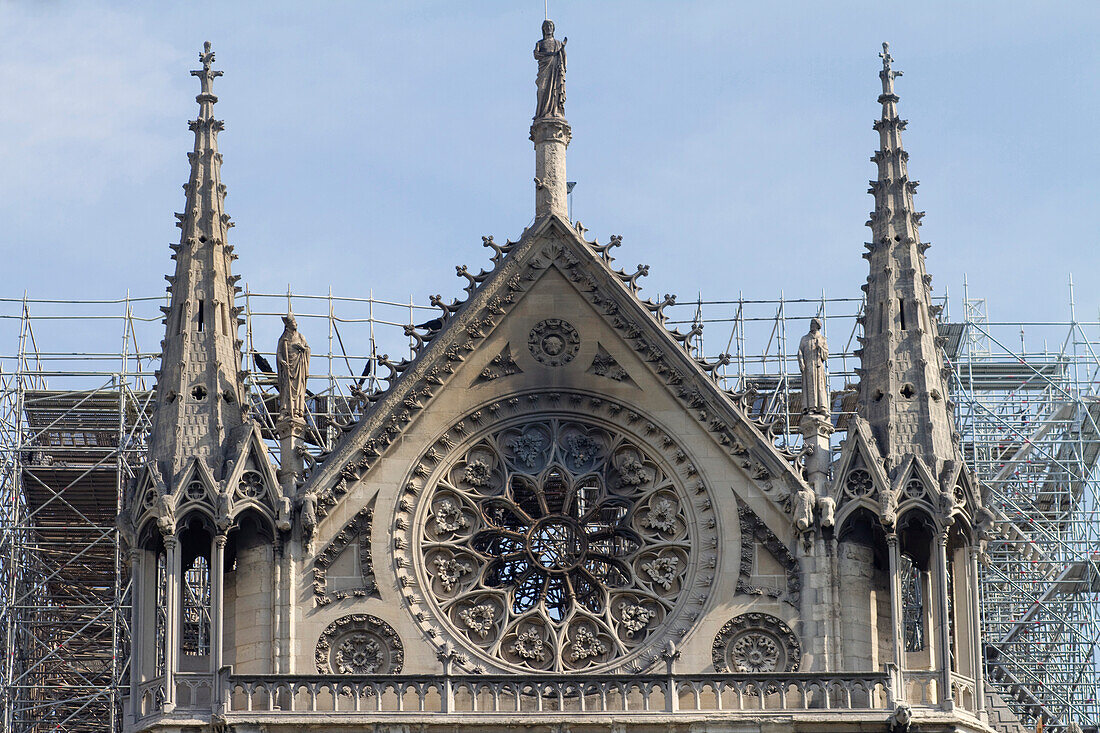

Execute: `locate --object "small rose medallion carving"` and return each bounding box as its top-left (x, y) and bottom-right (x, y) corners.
top-left (529, 319), bottom-right (580, 367)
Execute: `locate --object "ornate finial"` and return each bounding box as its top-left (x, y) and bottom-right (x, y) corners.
top-left (192, 40), bottom-right (223, 98)
top-left (879, 42), bottom-right (892, 72)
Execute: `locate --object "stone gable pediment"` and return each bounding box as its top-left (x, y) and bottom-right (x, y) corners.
top-left (302, 215), bottom-right (809, 528)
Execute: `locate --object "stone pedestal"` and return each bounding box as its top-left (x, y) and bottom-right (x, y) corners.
top-left (276, 416), bottom-right (306, 495)
top-left (799, 413), bottom-right (834, 496)
top-left (530, 117), bottom-right (571, 219)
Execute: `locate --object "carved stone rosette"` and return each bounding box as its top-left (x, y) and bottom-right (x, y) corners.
top-left (315, 614), bottom-right (404, 674)
top-left (528, 318), bottom-right (580, 366)
top-left (712, 612), bottom-right (801, 674)
top-left (394, 390), bottom-right (719, 674)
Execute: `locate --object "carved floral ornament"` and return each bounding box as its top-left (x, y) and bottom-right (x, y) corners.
top-left (528, 318), bottom-right (580, 366)
top-left (712, 612), bottom-right (801, 674)
top-left (315, 614), bottom-right (404, 674)
top-left (394, 390), bottom-right (719, 674)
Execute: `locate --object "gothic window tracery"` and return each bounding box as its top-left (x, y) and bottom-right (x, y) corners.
top-left (398, 395), bottom-right (717, 673)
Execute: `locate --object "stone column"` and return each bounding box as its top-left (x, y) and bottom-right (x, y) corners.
top-left (531, 117), bottom-right (572, 219)
top-left (934, 530), bottom-right (954, 710)
top-left (162, 534), bottom-right (180, 712)
top-left (211, 533), bottom-right (226, 674)
top-left (275, 416), bottom-right (304, 675)
top-left (129, 547), bottom-right (143, 721)
top-left (886, 533), bottom-right (906, 700)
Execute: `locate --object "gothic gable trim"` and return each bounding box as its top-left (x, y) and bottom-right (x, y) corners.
top-left (303, 214), bottom-right (810, 523)
top-left (221, 422), bottom-right (282, 528)
top-left (833, 416), bottom-right (892, 530)
top-left (736, 498), bottom-right (800, 607)
top-left (312, 494), bottom-right (379, 605)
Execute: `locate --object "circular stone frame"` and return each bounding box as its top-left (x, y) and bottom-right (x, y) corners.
top-left (528, 319), bottom-right (580, 366)
top-left (711, 612), bottom-right (801, 674)
top-left (315, 613), bottom-right (405, 674)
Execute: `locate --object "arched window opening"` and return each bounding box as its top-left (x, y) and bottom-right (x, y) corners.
top-left (154, 550), bottom-right (167, 675)
top-left (899, 552), bottom-right (925, 652)
top-left (179, 519), bottom-right (212, 657)
top-left (897, 512), bottom-right (936, 666)
top-left (181, 555), bottom-right (211, 655)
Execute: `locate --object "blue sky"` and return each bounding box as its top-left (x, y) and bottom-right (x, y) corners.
top-left (1, 1), bottom-right (1097, 332)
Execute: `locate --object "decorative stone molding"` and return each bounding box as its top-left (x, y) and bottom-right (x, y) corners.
top-left (312, 497), bottom-right (378, 605)
top-left (736, 501), bottom-right (800, 607)
top-left (712, 612), bottom-right (801, 674)
top-left (314, 614), bottom-right (404, 674)
top-left (393, 389), bottom-right (719, 674)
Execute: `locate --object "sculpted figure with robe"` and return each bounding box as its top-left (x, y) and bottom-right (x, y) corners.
top-left (798, 318), bottom-right (829, 416)
top-left (277, 314), bottom-right (310, 421)
top-left (534, 20), bottom-right (567, 119)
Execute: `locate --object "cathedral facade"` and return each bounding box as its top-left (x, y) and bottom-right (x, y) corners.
top-left (121, 24), bottom-right (1011, 733)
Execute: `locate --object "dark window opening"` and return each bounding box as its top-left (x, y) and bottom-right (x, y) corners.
top-left (196, 299), bottom-right (205, 333)
top-left (191, 385), bottom-right (207, 400)
top-left (155, 551), bottom-right (167, 675)
top-left (900, 383), bottom-right (915, 399)
top-left (900, 552), bottom-right (925, 652)
top-left (899, 298), bottom-right (909, 330)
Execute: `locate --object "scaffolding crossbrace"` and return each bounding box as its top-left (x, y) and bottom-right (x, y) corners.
top-left (0, 285), bottom-right (1097, 732)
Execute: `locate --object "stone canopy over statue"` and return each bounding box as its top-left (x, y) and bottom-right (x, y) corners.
top-left (534, 19), bottom-right (567, 119)
top-left (798, 317), bottom-right (829, 416)
top-left (277, 313), bottom-right (310, 421)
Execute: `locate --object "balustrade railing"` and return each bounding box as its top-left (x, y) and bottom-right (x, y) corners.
top-left (222, 672), bottom-right (892, 717)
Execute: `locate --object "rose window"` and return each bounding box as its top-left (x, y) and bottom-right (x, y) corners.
top-left (404, 404), bottom-right (715, 673)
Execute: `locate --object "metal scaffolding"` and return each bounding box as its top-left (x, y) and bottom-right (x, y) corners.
top-left (0, 283), bottom-right (1097, 732)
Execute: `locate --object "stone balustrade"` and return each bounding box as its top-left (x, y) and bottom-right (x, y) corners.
top-left (221, 671), bottom-right (892, 718)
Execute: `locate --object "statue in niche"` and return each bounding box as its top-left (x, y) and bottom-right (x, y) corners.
top-left (798, 318), bottom-right (829, 416)
top-left (534, 19), bottom-right (567, 119)
top-left (277, 313), bottom-right (310, 420)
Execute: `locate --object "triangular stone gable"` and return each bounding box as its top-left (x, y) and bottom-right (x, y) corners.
top-left (302, 214), bottom-right (810, 526)
top-left (222, 422), bottom-right (283, 525)
top-left (832, 415), bottom-right (891, 528)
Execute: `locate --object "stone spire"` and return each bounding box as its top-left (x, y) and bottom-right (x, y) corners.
top-left (855, 43), bottom-right (958, 474)
top-left (150, 41), bottom-right (246, 487)
top-left (530, 18), bottom-right (571, 219)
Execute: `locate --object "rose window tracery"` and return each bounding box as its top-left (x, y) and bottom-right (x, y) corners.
top-left (400, 397), bottom-right (717, 673)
